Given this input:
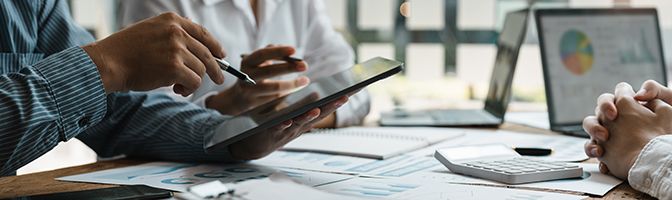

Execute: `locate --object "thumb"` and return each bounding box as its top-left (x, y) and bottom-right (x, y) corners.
top-left (635, 80), bottom-right (672, 104)
top-left (614, 82), bottom-right (636, 98)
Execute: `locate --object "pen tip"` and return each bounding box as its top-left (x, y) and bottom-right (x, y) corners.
top-left (245, 77), bottom-right (256, 85)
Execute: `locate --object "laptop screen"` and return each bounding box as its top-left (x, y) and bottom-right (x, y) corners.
top-left (536, 9), bottom-right (666, 126)
top-left (484, 10), bottom-right (528, 118)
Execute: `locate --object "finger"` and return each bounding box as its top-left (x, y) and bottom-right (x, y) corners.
top-left (635, 80), bottom-right (672, 103)
top-left (271, 120), bottom-right (293, 131)
top-left (246, 62), bottom-right (307, 80)
top-left (270, 120), bottom-right (294, 143)
top-left (276, 121), bottom-right (306, 146)
top-left (300, 96), bottom-right (349, 130)
top-left (584, 140), bottom-right (603, 157)
top-left (243, 46), bottom-right (295, 67)
top-left (184, 36), bottom-right (224, 84)
top-left (582, 116), bottom-right (609, 142)
top-left (316, 96), bottom-right (349, 118)
top-left (596, 93), bottom-right (617, 121)
top-left (599, 162), bottom-right (610, 174)
top-left (292, 108), bottom-right (320, 125)
top-left (174, 65), bottom-right (202, 96)
top-left (614, 82), bottom-right (636, 98)
top-left (614, 82), bottom-right (640, 111)
top-left (181, 49), bottom-right (207, 78)
top-left (250, 77), bottom-right (310, 96)
top-left (174, 14), bottom-right (226, 58)
top-left (644, 99), bottom-right (672, 114)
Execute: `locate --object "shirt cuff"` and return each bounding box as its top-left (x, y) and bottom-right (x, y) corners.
top-left (32, 46), bottom-right (107, 141)
top-left (628, 135), bottom-right (672, 199)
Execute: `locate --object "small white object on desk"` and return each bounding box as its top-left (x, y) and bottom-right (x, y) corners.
top-left (176, 174), bottom-right (368, 200)
top-left (176, 180), bottom-right (235, 199)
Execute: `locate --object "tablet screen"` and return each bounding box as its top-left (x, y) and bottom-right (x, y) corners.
top-left (206, 57), bottom-right (403, 151)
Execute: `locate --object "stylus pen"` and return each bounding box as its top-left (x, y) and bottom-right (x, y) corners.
top-left (216, 59), bottom-right (256, 85)
top-left (240, 54), bottom-right (303, 63)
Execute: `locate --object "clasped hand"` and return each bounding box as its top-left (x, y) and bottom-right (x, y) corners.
top-left (583, 80), bottom-right (672, 179)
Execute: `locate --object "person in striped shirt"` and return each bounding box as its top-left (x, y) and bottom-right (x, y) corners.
top-left (0, 0), bottom-right (348, 176)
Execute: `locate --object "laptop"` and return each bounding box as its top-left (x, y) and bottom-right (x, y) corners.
top-left (379, 9), bottom-right (529, 127)
top-left (535, 8), bottom-right (667, 137)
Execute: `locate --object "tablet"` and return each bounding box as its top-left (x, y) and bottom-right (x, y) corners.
top-left (206, 57), bottom-right (403, 151)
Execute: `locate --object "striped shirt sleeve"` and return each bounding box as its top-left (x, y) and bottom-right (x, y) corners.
top-left (77, 92), bottom-right (236, 163)
top-left (0, 47), bottom-right (107, 176)
top-left (0, 0), bottom-right (107, 176)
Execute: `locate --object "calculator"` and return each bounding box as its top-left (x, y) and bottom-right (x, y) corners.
top-left (434, 144), bottom-right (583, 184)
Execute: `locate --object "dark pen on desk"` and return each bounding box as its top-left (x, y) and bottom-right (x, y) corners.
top-left (216, 58), bottom-right (256, 85)
top-left (513, 147), bottom-right (553, 156)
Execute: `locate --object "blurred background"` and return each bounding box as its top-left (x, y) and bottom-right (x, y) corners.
top-left (18, 0), bottom-right (672, 175)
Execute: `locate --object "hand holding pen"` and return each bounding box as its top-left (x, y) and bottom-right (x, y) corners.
top-left (216, 59), bottom-right (256, 85)
top-left (206, 45), bottom-right (309, 115)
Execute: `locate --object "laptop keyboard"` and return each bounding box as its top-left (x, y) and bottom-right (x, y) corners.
top-left (432, 110), bottom-right (498, 123)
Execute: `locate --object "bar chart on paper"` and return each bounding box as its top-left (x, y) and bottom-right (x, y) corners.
top-left (338, 182), bottom-right (420, 197)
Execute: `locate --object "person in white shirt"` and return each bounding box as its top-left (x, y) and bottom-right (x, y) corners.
top-left (118, 0), bottom-right (370, 128)
top-left (583, 80), bottom-right (672, 199)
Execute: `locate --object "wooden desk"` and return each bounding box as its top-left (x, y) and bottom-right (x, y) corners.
top-left (0, 123), bottom-right (656, 199)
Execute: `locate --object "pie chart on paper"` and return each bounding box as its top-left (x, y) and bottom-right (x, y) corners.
top-left (560, 30), bottom-right (594, 75)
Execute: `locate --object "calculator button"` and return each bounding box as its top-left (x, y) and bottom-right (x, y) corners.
top-left (505, 169), bottom-right (523, 173)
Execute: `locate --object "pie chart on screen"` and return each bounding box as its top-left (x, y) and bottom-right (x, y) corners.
top-left (560, 30), bottom-right (594, 75)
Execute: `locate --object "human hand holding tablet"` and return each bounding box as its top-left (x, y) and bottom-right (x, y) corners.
top-left (206, 57), bottom-right (403, 158)
top-left (228, 94), bottom-right (349, 160)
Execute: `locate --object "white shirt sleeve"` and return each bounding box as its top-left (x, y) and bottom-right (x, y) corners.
top-left (302, 0), bottom-right (371, 127)
top-left (628, 134), bottom-right (672, 199)
top-left (117, 0), bottom-right (182, 28)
